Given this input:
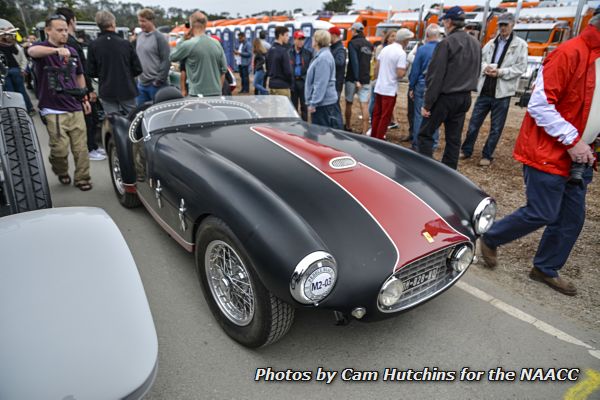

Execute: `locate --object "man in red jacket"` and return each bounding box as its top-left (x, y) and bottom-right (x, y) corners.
top-left (479, 13), bottom-right (600, 296)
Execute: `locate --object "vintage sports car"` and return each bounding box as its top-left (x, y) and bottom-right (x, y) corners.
top-left (104, 90), bottom-right (496, 348)
top-left (0, 207), bottom-right (157, 399)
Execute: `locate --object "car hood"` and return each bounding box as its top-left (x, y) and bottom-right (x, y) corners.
top-left (0, 207), bottom-right (157, 400)
top-left (156, 122), bottom-right (473, 277)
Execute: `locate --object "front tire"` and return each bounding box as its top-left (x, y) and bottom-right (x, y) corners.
top-left (0, 107), bottom-right (51, 217)
top-left (107, 135), bottom-right (140, 208)
top-left (195, 217), bottom-right (295, 348)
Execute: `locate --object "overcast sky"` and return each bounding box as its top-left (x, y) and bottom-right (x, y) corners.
top-left (155, 0), bottom-right (502, 17)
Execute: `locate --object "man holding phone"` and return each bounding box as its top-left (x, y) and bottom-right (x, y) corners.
top-left (460, 13), bottom-right (528, 166)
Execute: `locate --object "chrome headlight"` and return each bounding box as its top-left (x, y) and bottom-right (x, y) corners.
top-left (447, 244), bottom-right (474, 272)
top-left (473, 198), bottom-right (496, 234)
top-left (290, 252), bottom-right (337, 305)
top-left (378, 277), bottom-right (404, 308)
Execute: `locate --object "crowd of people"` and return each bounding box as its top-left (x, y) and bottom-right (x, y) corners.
top-left (0, 4), bottom-right (599, 295)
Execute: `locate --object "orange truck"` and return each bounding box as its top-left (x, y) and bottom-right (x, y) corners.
top-left (328, 11), bottom-right (389, 46)
top-left (511, 4), bottom-right (595, 56)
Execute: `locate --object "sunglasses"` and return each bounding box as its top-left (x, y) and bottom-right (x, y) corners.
top-left (46, 14), bottom-right (67, 22)
top-left (499, 22), bottom-right (510, 26)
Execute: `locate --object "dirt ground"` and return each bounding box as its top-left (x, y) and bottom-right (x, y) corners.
top-left (341, 82), bottom-right (599, 331)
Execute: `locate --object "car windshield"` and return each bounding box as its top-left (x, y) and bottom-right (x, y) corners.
top-left (143, 96), bottom-right (300, 133)
top-left (514, 29), bottom-right (552, 43)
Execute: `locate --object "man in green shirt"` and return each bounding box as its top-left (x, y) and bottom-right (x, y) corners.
top-left (170, 12), bottom-right (227, 97)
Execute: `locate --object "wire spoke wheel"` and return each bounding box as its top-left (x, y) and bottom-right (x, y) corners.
top-left (110, 144), bottom-right (125, 196)
top-left (205, 240), bottom-right (255, 326)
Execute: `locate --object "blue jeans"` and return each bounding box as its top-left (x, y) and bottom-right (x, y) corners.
top-left (461, 95), bottom-right (511, 160)
top-left (239, 65), bottom-right (250, 93)
top-left (312, 103), bottom-right (343, 129)
top-left (5, 67), bottom-right (33, 112)
top-left (136, 82), bottom-right (166, 105)
top-left (412, 81), bottom-right (438, 151)
top-left (253, 70), bottom-right (268, 95)
top-left (483, 165), bottom-right (593, 277)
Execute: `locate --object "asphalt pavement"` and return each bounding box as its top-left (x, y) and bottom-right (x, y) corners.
top-left (30, 113), bottom-right (600, 400)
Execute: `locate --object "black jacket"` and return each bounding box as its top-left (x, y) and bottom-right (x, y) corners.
top-left (87, 31), bottom-right (143, 101)
top-left (288, 46), bottom-right (312, 80)
top-left (330, 40), bottom-right (346, 94)
top-left (254, 51), bottom-right (266, 72)
top-left (424, 29), bottom-right (481, 110)
top-left (66, 34), bottom-right (94, 93)
top-left (345, 33), bottom-right (373, 84)
top-left (266, 42), bottom-right (292, 89)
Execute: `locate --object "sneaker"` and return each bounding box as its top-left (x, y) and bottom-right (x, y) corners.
top-left (479, 158), bottom-right (492, 166)
top-left (388, 122), bottom-right (399, 130)
top-left (529, 267), bottom-right (577, 296)
top-left (479, 238), bottom-right (497, 269)
top-left (89, 149), bottom-right (107, 161)
top-left (459, 152), bottom-right (470, 160)
top-left (96, 147), bottom-right (107, 156)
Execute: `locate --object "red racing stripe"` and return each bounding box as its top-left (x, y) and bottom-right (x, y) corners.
top-left (251, 126), bottom-right (468, 272)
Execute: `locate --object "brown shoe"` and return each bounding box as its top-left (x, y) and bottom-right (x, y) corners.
top-left (479, 158), bottom-right (491, 166)
top-left (529, 267), bottom-right (577, 296)
top-left (479, 239), bottom-right (497, 269)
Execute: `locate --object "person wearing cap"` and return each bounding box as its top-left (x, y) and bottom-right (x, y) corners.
top-left (460, 12), bottom-right (528, 166)
top-left (87, 11), bottom-right (142, 116)
top-left (234, 32), bottom-right (252, 93)
top-left (370, 28), bottom-right (412, 140)
top-left (328, 26), bottom-right (346, 99)
top-left (417, 6), bottom-right (481, 170)
top-left (0, 19), bottom-right (34, 114)
top-left (344, 22), bottom-right (374, 134)
top-left (479, 12), bottom-right (600, 296)
top-left (409, 24), bottom-right (442, 151)
top-left (170, 12), bottom-right (228, 97)
top-left (289, 31), bottom-right (313, 121)
top-left (266, 26), bottom-right (293, 98)
top-left (305, 30), bottom-right (343, 129)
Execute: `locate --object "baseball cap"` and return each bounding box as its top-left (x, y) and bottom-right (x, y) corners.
top-left (351, 22), bottom-right (364, 31)
top-left (0, 19), bottom-right (18, 36)
top-left (498, 13), bottom-right (515, 24)
top-left (211, 34), bottom-right (222, 43)
top-left (396, 28), bottom-right (414, 42)
top-left (328, 26), bottom-right (341, 36)
top-left (440, 6), bottom-right (466, 21)
top-left (293, 31), bottom-right (305, 39)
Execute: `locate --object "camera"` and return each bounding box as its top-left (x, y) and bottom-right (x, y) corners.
top-left (568, 162), bottom-right (586, 186)
top-left (44, 56), bottom-right (88, 100)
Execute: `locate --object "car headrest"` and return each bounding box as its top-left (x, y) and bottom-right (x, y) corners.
top-left (126, 101), bottom-right (153, 122)
top-left (154, 86), bottom-right (184, 104)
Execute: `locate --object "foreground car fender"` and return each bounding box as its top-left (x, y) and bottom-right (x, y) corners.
top-left (0, 207), bottom-right (157, 400)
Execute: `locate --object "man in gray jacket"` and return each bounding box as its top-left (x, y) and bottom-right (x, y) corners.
top-left (417, 6), bottom-right (481, 170)
top-left (460, 13), bottom-right (528, 166)
top-left (135, 8), bottom-right (170, 105)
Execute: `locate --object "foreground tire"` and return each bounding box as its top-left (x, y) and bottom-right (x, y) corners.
top-left (195, 217), bottom-right (295, 348)
top-left (107, 135), bottom-right (140, 208)
top-left (0, 107), bottom-right (51, 217)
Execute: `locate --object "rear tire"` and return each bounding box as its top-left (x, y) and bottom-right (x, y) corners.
top-left (107, 135), bottom-right (140, 208)
top-left (195, 217), bottom-right (295, 347)
top-left (0, 107), bottom-right (51, 217)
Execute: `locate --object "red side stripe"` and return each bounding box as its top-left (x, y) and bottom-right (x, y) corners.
top-left (252, 126), bottom-right (468, 272)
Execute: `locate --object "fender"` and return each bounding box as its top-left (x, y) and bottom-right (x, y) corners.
top-left (152, 135), bottom-right (329, 304)
top-left (104, 114), bottom-right (137, 185)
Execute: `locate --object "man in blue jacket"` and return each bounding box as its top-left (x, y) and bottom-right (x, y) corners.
top-left (234, 32), bottom-right (252, 93)
top-left (408, 24), bottom-right (441, 151)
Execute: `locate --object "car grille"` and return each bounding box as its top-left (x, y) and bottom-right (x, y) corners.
top-left (378, 243), bottom-right (471, 313)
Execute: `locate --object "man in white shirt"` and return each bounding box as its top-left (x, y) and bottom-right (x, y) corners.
top-left (371, 28), bottom-right (413, 140)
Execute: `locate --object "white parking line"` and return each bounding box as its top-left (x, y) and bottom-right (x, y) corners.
top-left (456, 281), bottom-right (600, 361)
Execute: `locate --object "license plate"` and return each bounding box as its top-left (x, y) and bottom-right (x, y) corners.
top-left (403, 269), bottom-right (438, 291)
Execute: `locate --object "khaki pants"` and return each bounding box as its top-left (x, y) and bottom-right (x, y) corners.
top-left (269, 88), bottom-right (291, 98)
top-left (45, 111), bottom-right (91, 184)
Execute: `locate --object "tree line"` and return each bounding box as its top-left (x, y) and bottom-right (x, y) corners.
top-left (3, 0), bottom-right (352, 36)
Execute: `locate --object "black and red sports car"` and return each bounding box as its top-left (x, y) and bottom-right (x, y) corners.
top-left (104, 90), bottom-right (496, 348)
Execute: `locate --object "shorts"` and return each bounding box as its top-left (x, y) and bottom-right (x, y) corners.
top-left (345, 81), bottom-right (371, 103)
